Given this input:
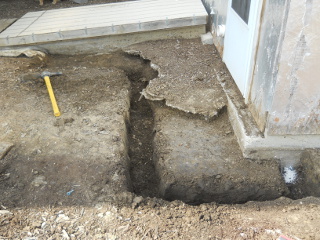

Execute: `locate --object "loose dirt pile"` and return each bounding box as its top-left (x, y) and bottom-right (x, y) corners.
top-left (1, 197), bottom-right (320, 239)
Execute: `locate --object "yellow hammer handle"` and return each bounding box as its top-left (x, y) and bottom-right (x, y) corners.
top-left (44, 76), bottom-right (61, 117)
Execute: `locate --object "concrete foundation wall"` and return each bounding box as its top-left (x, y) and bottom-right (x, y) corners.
top-left (248, 0), bottom-right (289, 132)
top-left (201, 0), bottom-right (229, 55)
top-left (267, 0), bottom-right (320, 135)
top-left (217, 0), bottom-right (320, 159)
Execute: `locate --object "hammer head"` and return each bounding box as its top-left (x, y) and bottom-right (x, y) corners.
top-left (40, 71), bottom-right (63, 78)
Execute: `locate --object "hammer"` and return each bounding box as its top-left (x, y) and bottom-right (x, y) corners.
top-left (40, 71), bottom-right (62, 117)
top-left (21, 71), bottom-right (62, 116)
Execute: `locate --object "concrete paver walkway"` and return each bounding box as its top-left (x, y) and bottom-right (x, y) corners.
top-left (0, 0), bottom-right (207, 47)
top-left (0, 19), bottom-right (17, 33)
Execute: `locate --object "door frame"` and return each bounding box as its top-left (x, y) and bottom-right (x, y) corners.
top-left (223, 0), bottom-right (264, 101)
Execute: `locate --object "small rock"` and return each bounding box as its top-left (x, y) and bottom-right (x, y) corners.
top-left (94, 234), bottom-right (105, 239)
top-left (106, 233), bottom-right (117, 240)
top-left (0, 173), bottom-right (10, 181)
top-left (56, 214), bottom-right (70, 223)
top-left (92, 185), bottom-right (102, 192)
top-left (31, 176), bottom-right (47, 187)
top-left (19, 73), bottom-right (42, 82)
top-left (97, 213), bottom-right (104, 218)
top-left (132, 196), bottom-right (144, 208)
top-left (23, 226), bottom-right (30, 231)
top-left (0, 210), bottom-right (13, 215)
top-left (23, 237), bottom-right (38, 240)
top-left (112, 136), bottom-right (120, 142)
top-left (31, 221), bottom-right (42, 228)
top-left (199, 214), bottom-right (212, 221)
top-left (64, 118), bottom-right (75, 125)
top-left (41, 222), bottom-right (46, 229)
top-left (240, 233), bottom-right (247, 238)
top-left (54, 118), bottom-right (74, 127)
top-left (133, 196), bottom-right (143, 203)
top-left (139, 77), bottom-right (147, 82)
top-left (61, 229), bottom-right (70, 240)
top-left (200, 205), bottom-right (208, 211)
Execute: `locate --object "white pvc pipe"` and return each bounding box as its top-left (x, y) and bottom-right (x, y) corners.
top-left (217, 25), bottom-right (226, 37)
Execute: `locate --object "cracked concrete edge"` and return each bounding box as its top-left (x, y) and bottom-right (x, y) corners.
top-left (141, 88), bottom-right (164, 101)
top-left (125, 50), bottom-right (162, 76)
top-left (142, 84), bottom-right (223, 118)
top-left (165, 101), bottom-right (218, 117)
top-left (214, 68), bottom-right (262, 137)
top-left (127, 50), bottom-right (225, 118)
top-left (126, 50), bottom-right (187, 114)
top-left (0, 142), bottom-right (13, 160)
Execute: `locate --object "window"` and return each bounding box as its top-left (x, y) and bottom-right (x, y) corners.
top-left (232, 0), bottom-right (251, 24)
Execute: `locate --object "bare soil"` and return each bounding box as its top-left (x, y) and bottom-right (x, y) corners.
top-left (0, 0), bottom-right (133, 19)
top-left (0, 1), bottom-right (320, 240)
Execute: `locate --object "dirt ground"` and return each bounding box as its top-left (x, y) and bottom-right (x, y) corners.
top-left (0, 0), bottom-right (133, 19)
top-left (1, 1), bottom-right (320, 240)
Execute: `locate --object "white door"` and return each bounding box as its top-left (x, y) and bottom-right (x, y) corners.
top-left (223, 0), bottom-right (262, 98)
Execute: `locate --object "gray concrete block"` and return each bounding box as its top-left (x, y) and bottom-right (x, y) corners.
top-left (201, 32), bottom-right (214, 45)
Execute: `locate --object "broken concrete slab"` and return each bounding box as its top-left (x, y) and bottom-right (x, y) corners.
top-left (0, 47), bottom-right (47, 58)
top-left (0, 142), bottom-right (13, 160)
top-left (126, 39), bottom-right (227, 119)
top-left (201, 32), bottom-right (214, 45)
top-left (152, 106), bottom-right (289, 204)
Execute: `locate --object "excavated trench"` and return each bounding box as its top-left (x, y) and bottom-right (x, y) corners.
top-left (119, 52), bottom-right (319, 204)
top-left (0, 48), bottom-right (319, 210)
top-left (0, 51), bottom-right (318, 207)
top-left (123, 54), bottom-right (160, 198)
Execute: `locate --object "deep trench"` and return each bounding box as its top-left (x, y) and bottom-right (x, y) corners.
top-left (123, 54), bottom-right (160, 198)
top-left (114, 52), bottom-right (316, 204)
